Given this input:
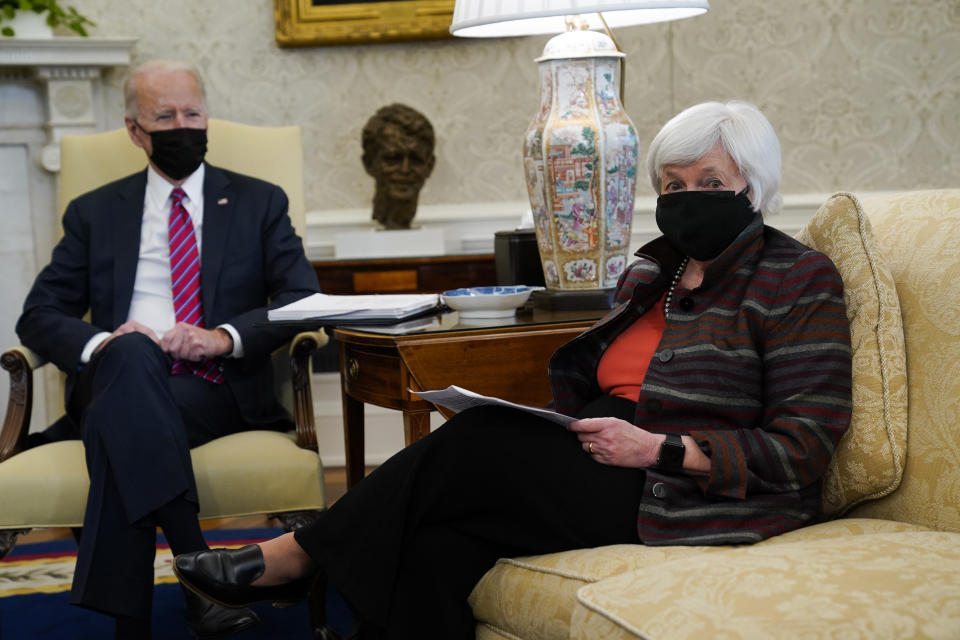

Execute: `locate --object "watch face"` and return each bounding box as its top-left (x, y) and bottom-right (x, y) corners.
top-left (657, 434), bottom-right (685, 470)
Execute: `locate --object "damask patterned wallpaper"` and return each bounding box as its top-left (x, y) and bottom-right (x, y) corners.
top-left (72, 0), bottom-right (959, 213)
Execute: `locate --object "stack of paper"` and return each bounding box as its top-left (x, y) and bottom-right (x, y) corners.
top-left (268, 293), bottom-right (440, 322)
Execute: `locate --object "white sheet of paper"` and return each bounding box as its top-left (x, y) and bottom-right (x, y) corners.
top-left (411, 385), bottom-right (575, 427)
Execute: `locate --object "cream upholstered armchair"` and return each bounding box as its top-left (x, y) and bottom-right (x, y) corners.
top-left (0, 120), bottom-right (327, 560)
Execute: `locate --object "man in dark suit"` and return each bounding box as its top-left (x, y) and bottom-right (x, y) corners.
top-left (16, 60), bottom-right (320, 638)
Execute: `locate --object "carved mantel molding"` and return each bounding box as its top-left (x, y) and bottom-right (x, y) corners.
top-left (0, 37), bottom-right (136, 172)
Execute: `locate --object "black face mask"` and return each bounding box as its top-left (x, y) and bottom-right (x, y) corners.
top-left (136, 122), bottom-right (207, 180)
top-left (655, 188), bottom-right (756, 261)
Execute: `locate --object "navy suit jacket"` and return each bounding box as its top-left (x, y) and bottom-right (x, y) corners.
top-left (17, 163), bottom-right (321, 427)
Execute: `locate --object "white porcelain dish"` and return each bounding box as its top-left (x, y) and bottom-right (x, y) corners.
top-left (441, 286), bottom-right (534, 318)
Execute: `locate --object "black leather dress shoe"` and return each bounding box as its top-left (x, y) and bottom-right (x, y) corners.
top-left (175, 544), bottom-right (315, 609)
top-left (182, 586), bottom-right (259, 639)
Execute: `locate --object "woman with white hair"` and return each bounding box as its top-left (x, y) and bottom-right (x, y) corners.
top-left (174, 101), bottom-right (852, 639)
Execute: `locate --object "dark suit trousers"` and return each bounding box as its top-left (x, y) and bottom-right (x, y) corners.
top-left (294, 398), bottom-right (644, 639)
top-left (68, 333), bottom-right (243, 619)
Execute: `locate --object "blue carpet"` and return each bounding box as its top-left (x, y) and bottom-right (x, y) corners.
top-left (0, 528), bottom-right (354, 639)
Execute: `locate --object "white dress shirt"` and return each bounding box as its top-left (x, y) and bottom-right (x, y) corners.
top-left (80, 164), bottom-right (243, 362)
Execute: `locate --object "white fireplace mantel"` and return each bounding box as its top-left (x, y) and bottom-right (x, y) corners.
top-left (0, 36), bottom-right (136, 431)
top-left (0, 37), bottom-right (136, 171)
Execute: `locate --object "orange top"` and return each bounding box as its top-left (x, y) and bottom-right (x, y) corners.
top-left (596, 294), bottom-right (667, 403)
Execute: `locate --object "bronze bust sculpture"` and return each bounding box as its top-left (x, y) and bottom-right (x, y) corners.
top-left (362, 104), bottom-right (436, 230)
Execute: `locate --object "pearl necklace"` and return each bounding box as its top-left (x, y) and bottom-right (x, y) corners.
top-left (663, 257), bottom-right (690, 319)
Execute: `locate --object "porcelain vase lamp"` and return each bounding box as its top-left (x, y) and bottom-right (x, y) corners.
top-left (524, 27), bottom-right (637, 290)
top-left (448, 0), bottom-right (710, 295)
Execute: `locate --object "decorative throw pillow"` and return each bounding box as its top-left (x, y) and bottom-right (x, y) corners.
top-left (795, 192), bottom-right (908, 516)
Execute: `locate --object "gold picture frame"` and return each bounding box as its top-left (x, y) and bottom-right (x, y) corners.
top-left (275, 0), bottom-right (455, 47)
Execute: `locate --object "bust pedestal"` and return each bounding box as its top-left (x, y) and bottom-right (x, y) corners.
top-left (334, 227), bottom-right (446, 259)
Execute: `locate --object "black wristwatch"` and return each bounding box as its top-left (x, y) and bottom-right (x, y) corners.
top-left (654, 433), bottom-right (685, 471)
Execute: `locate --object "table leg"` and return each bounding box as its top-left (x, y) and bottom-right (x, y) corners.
top-left (342, 387), bottom-right (366, 489)
top-left (402, 409), bottom-right (432, 447)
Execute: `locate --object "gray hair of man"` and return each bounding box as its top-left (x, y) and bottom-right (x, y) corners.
top-left (646, 101), bottom-right (782, 215)
top-left (123, 60), bottom-right (208, 120)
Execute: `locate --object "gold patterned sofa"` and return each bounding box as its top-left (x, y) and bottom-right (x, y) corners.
top-left (468, 189), bottom-right (960, 640)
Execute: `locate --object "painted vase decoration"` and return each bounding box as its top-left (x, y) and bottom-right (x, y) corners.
top-left (523, 29), bottom-right (638, 290)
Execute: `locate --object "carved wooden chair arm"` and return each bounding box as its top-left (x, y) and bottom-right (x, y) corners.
top-left (0, 346), bottom-right (46, 463)
top-left (288, 330), bottom-right (329, 452)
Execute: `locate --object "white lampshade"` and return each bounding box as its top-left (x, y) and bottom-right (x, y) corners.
top-left (450, 0), bottom-right (709, 37)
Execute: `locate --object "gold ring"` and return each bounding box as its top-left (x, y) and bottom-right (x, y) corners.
top-left (588, 442), bottom-right (594, 454)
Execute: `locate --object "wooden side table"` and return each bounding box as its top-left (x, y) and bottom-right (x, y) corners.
top-left (332, 309), bottom-right (602, 487)
top-left (309, 253), bottom-right (498, 371)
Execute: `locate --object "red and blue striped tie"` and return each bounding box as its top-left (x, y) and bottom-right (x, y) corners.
top-left (168, 187), bottom-right (223, 384)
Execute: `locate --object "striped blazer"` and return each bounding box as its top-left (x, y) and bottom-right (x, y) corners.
top-left (548, 213), bottom-right (852, 545)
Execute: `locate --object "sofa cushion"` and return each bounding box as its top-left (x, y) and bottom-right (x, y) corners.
top-left (471, 519), bottom-right (925, 640)
top-left (755, 516), bottom-right (931, 544)
top-left (469, 544), bottom-right (726, 640)
top-left (572, 530), bottom-right (960, 640)
top-left (475, 626), bottom-right (515, 640)
top-left (795, 192), bottom-right (908, 516)
top-left (849, 189), bottom-right (960, 533)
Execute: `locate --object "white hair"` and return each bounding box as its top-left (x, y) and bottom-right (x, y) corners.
top-left (646, 101), bottom-right (782, 214)
top-left (123, 60), bottom-right (207, 120)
